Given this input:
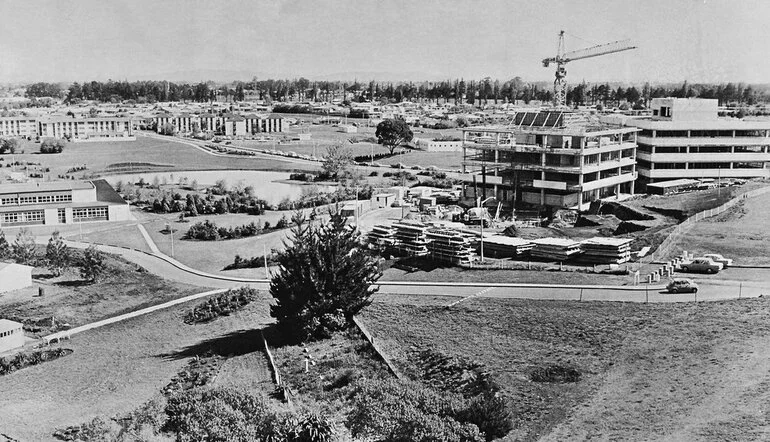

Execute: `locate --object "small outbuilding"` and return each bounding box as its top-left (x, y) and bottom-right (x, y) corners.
top-left (0, 263), bottom-right (33, 293)
top-left (0, 319), bottom-right (25, 354)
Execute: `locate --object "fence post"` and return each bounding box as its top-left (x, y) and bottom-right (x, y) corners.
top-left (739, 282), bottom-right (742, 299)
top-left (579, 288), bottom-right (583, 301)
top-left (646, 285), bottom-right (649, 303)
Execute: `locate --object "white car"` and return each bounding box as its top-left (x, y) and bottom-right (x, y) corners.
top-left (701, 253), bottom-right (733, 268)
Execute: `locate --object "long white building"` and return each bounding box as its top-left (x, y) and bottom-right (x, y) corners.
top-left (0, 116), bottom-right (134, 141)
top-left (622, 98), bottom-right (770, 186)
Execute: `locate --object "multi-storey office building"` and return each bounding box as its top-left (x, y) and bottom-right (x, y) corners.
top-left (461, 111), bottom-right (638, 211)
top-left (0, 117), bottom-right (38, 138)
top-left (0, 180), bottom-right (131, 228)
top-left (154, 112), bottom-right (283, 136)
top-left (37, 116), bottom-right (134, 141)
top-left (624, 98), bottom-right (770, 186)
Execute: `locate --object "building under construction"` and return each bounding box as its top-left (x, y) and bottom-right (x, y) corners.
top-left (461, 110), bottom-right (639, 212)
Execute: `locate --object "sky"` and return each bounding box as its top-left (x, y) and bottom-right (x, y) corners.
top-left (0, 0), bottom-right (768, 84)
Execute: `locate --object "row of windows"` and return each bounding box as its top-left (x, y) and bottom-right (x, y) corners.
top-left (1, 210), bottom-right (45, 225)
top-left (73, 207), bottom-right (108, 221)
top-left (0, 328), bottom-right (20, 338)
top-left (637, 161), bottom-right (766, 170)
top-left (0, 194), bottom-right (72, 206)
top-left (638, 144), bottom-right (769, 154)
top-left (640, 129), bottom-right (768, 138)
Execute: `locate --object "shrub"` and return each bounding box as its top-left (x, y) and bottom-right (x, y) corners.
top-left (184, 287), bottom-right (257, 324)
top-left (40, 138), bottom-right (65, 153)
top-left (529, 364), bottom-right (581, 383)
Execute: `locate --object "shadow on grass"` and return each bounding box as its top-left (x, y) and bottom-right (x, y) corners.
top-left (55, 279), bottom-right (90, 288)
top-left (393, 256), bottom-right (454, 273)
top-left (159, 328), bottom-right (267, 360)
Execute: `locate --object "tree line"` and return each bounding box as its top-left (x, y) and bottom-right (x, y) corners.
top-left (22, 77), bottom-right (768, 107)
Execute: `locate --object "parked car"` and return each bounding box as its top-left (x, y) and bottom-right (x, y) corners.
top-left (679, 258), bottom-right (723, 274)
top-left (701, 253), bottom-right (733, 268)
top-left (667, 278), bottom-right (699, 294)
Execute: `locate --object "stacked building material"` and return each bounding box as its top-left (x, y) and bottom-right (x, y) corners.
top-left (367, 224), bottom-right (397, 247)
top-left (479, 236), bottom-right (534, 258)
top-left (580, 237), bottom-right (634, 264)
top-left (392, 221), bottom-right (430, 256)
top-left (530, 238), bottom-right (582, 261)
top-left (426, 228), bottom-right (476, 264)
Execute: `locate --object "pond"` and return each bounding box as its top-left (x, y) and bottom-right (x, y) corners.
top-left (104, 170), bottom-right (336, 205)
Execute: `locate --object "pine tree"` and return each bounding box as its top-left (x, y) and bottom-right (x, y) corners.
top-left (12, 228), bottom-right (37, 265)
top-left (269, 210), bottom-right (381, 341)
top-left (0, 230), bottom-right (10, 260)
top-left (80, 244), bottom-right (106, 282)
top-left (45, 231), bottom-right (69, 276)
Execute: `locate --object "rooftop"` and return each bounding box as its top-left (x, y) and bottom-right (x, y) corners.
top-left (0, 318), bottom-right (23, 334)
top-left (0, 180), bottom-right (94, 194)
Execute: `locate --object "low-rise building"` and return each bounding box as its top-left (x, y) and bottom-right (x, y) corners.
top-left (462, 110), bottom-right (639, 211)
top-left (622, 98), bottom-right (770, 187)
top-left (0, 263), bottom-right (32, 293)
top-left (0, 180), bottom-right (131, 228)
top-left (0, 319), bottom-right (25, 354)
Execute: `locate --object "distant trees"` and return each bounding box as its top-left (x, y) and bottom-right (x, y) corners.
top-left (269, 210), bottom-right (381, 341)
top-left (0, 138), bottom-right (19, 154)
top-left (375, 119), bottom-right (414, 154)
top-left (25, 82), bottom-right (63, 98)
top-left (158, 123), bottom-right (176, 136)
top-left (40, 138), bottom-right (65, 154)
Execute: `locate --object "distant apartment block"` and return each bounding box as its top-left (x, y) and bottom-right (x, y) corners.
top-left (0, 116), bottom-right (134, 141)
top-left (461, 111), bottom-right (638, 211)
top-left (0, 117), bottom-right (38, 138)
top-left (153, 112), bottom-right (283, 136)
top-left (0, 180), bottom-right (130, 228)
top-left (624, 98), bottom-right (770, 185)
top-left (37, 116), bottom-right (134, 142)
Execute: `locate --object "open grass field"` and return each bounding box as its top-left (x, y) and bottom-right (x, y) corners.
top-left (0, 134), bottom-right (315, 182)
top-left (0, 250), bottom-right (206, 336)
top-left (360, 294), bottom-right (770, 441)
top-left (667, 188), bottom-right (770, 265)
top-left (0, 292), bottom-right (274, 441)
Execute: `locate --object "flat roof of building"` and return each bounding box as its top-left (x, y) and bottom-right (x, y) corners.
top-left (0, 318), bottom-right (23, 334)
top-left (0, 180), bottom-right (94, 194)
top-left (628, 117), bottom-right (770, 130)
top-left (38, 116), bottom-right (133, 123)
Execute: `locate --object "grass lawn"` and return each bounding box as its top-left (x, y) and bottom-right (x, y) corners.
top-left (0, 249), bottom-right (206, 336)
top-left (61, 222), bottom-right (153, 253)
top-left (0, 133), bottom-right (316, 183)
top-left (667, 188), bottom-right (770, 265)
top-left (134, 210), bottom-right (297, 275)
top-left (359, 295), bottom-right (770, 441)
top-left (0, 293), bottom-right (275, 441)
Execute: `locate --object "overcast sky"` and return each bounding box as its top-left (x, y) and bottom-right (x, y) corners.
top-left (1, 0), bottom-right (767, 84)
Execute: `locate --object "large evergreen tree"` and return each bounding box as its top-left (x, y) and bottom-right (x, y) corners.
top-left (0, 230), bottom-right (10, 260)
top-left (375, 119), bottom-right (414, 155)
top-left (269, 210), bottom-right (381, 341)
top-left (80, 244), bottom-right (106, 282)
top-left (12, 228), bottom-right (37, 265)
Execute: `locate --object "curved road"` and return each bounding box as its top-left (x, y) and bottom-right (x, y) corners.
top-left (48, 237), bottom-right (768, 304)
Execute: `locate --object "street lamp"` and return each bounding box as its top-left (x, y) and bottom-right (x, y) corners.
top-left (477, 196), bottom-right (495, 263)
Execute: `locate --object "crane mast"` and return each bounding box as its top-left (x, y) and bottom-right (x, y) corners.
top-left (542, 31), bottom-right (637, 108)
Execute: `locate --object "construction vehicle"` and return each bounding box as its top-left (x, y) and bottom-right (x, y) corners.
top-left (543, 31), bottom-right (637, 107)
top-left (464, 207), bottom-right (492, 228)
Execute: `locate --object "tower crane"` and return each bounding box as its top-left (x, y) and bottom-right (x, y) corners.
top-left (542, 31), bottom-right (637, 107)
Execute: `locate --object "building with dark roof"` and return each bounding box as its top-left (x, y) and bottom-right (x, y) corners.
top-left (0, 179), bottom-right (131, 227)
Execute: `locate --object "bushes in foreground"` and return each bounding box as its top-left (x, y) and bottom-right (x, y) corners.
top-left (56, 387), bottom-right (335, 442)
top-left (0, 348), bottom-right (72, 376)
top-left (183, 287), bottom-right (257, 324)
top-left (347, 378), bottom-right (512, 442)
